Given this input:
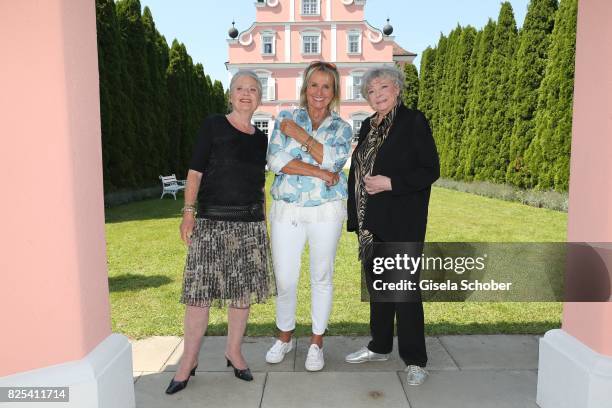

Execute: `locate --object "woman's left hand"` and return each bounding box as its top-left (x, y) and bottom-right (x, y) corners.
top-left (280, 119), bottom-right (308, 143)
top-left (364, 175), bottom-right (392, 195)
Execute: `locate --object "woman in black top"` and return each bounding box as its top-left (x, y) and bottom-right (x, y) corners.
top-left (166, 71), bottom-right (274, 394)
top-left (344, 66), bottom-right (439, 386)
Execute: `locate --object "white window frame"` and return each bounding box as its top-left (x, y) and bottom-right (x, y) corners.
top-left (253, 114), bottom-right (273, 137)
top-left (346, 70), bottom-right (365, 100)
top-left (301, 30), bottom-right (321, 55)
top-left (255, 70), bottom-right (275, 101)
top-left (301, 0), bottom-right (320, 16)
top-left (295, 76), bottom-right (304, 101)
top-left (350, 112), bottom-right (370, 141)
top-left (260, 31), bottom-right (276, 56)
top-left (347, 30), bottom-right (362, 55)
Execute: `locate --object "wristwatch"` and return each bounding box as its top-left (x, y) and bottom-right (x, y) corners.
top-left (301, 136), bottom-right (314, 152)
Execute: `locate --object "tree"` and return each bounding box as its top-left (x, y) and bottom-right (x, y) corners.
top-left (402, 63), bottom-right (419, 109)
top-left (429, 34), bottom-right (449, 154)
top-left (459, 19), bottom-right (497, 180)
top-left (96, 0), bottom-right (136, 190)
top-left (476, 2), bottom-right (518, 182)
top-left (417, 47), bottom-right (437, 123)
top-left (96, 1), bottom-right (224, 191)
top-left (506, 0), bottom-right (558, 187)
top-left (434, 26), bottom-right (463, 177)
top-left (444, 26), bottom-right (477, 178)
top-left (524, 0), bottom-right (577, 190)
top-left (142, 6), bottom-right (171, 177)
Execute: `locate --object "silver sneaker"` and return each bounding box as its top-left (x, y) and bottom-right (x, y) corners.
top-left (345, 346), bottom-right (390, 364)
top-left (405, 365), bottom-right (428, 386)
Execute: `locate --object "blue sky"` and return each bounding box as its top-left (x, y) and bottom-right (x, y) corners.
top-left (139, 0), bottom-right (530, 88)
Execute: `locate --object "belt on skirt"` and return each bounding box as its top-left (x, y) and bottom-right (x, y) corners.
top-left (199, 202), bottom-right (265, 222)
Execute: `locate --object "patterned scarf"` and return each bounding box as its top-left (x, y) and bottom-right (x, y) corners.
top-left (354, 102), bottom-right (400, 261)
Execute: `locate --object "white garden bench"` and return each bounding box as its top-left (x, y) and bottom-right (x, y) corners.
top-left (159, 174), bottom-right (186, 200)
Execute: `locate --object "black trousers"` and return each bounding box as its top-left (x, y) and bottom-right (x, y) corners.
top-left (363, 240), bottom-right (428, 367)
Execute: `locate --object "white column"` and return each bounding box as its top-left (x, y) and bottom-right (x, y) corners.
top-left (285, 24), bottom-right (291, 63)
top-left (331, 24), bottom-right (337, 62)
top-left (290, 0), bottom-right (295, 21)
top-left (326, 0), bottom-right (331, 21)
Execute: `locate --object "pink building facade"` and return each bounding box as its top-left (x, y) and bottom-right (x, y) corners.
top-left (226, 0), bottom-right (415, 139)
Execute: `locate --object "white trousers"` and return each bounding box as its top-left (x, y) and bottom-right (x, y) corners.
top-left (270, 218), bottom-right (343, 335)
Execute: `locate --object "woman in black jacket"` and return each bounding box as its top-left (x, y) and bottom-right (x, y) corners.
top-left (345, 66), bottom-right (439, 386)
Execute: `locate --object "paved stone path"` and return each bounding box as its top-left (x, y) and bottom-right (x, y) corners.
top-left (131, 335), bottom-right (541, 408)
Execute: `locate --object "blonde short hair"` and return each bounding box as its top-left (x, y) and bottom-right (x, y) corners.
top-left (299, 61), bottom-right (340, 112)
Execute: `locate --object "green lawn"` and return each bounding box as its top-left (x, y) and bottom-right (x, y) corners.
top-left (105, 174), bottom-right (566, 339)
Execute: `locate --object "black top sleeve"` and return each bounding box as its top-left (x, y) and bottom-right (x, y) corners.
top-left (389, 111), bottom-right (440, 195)
top-left (189, 117), bottom-right (214, 173)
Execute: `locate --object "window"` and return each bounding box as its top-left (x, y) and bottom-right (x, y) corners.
top-left (296, 77), bottom-right (303, 100)
top-left (347, 31), bottom-right (361, 54)
top-left (351, 113), bottom-right (369, 141)
top-left (346, 72), bottom-right (365, 100)
top-left (254, 119), bottom-right (269, 137)
top-left (352, 119), bottom-right (363, 141)
top-left (256, 72), bottom-right (275, 101)
top-left (259, 76), bottom-right (269, 101)
top-left (261, 33), bottom-right (275, 55)
top-left (302, 0), bottom-right (319, 15)
top-left (303, 34), bottom-right (320, 54)
top-left (352, 73), bottom-right (363, 100)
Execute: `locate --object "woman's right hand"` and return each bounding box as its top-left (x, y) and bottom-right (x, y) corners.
top-left (319, 170), bottom-right (340, 187)
top-left (180, 213), bottom-right (196, 245)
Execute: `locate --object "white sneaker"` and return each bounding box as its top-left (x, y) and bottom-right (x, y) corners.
top-left (265, 339), bottom-right (293, 364)
top-left (305, 344), bottom-right (324, 371)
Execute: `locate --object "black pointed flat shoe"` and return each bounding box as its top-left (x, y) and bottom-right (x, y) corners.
top-left (165, 365), bottom-right (198, 395)
top-left (226, 357), bottom-right (253, 381)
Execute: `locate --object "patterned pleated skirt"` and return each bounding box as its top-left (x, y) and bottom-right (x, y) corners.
top-left (180, 218), bottom-right (275, 308)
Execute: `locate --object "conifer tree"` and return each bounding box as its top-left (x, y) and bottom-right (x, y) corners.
top-left (524, 0), bottom-right (577, 190)
top-left (96, 0), bottom-right (137, 189)
top-left (143, 6), bottom-right (170, 177)
top-left (460, 20), bottom-right (497, 180)
top-left (417, 47), bottom-right (437, 123)
top-left (116, 0), bottom-right (152, 186)
top-left (213, 80), bottom-right (227, 114)
top-left (444, 26), bottom-right (477, 177)
top-left (429, 34), bottom-right (449, 154)
top-left (506, 0), bottom-right (558, 187)
top-left (96, 0), bottom-right (225, 191)
top-left (435, 26), bottom-right (462, 176)
top-left (167, 40), bottom-right (188, 176)
top-left (402, 63), bottom-right (419, 109)
top-left (456, 28), bottom-right (482, 179)
top-left (476, 2), bottom-right (518, 182)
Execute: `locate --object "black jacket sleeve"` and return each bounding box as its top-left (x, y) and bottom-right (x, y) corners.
top-left (389, 111), bottom-right (440, 195)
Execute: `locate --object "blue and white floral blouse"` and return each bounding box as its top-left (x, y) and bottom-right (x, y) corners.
top-left (267, 109), bottom-right (353, 207)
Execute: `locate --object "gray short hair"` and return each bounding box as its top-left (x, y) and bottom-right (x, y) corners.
top-left (229, 70), bottom-right (263, 106)
top-left (360, 66), bottom-right (404, 100)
